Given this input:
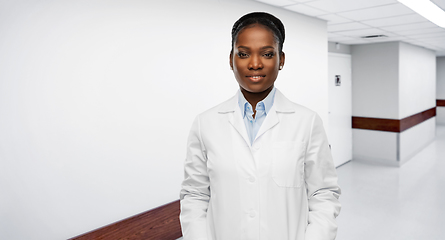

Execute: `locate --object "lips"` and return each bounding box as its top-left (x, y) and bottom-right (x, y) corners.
top-left (247, 75), bottom-right (266, 81)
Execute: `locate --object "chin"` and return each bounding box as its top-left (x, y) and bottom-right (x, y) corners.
top-left (243, 86), bottom-right (269, 93)
top-left (253, 84), bottom-right (273, 91)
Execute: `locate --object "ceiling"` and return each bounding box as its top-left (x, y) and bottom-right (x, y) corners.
top-left (254, 0), bottom-right (445, 56)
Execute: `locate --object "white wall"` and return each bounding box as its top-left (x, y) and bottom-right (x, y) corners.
top-left (399, 117), bottom-right (436, 163)
top-left (353, 116), bottom-right (436, 167)
top-left (437, 108), bottom-right (445, 125)
top-left (351, 42), bottom-right (399, 119)
top-left (328, 42), bottom-right (351, 55)
top-left (437, 57), bottom-right (445, 100)
top-left (0, 1), bottom-right (328, 239)
top-left (438, 57), bottom-right (445, 125)
top-left (352, 129), bottom-right (398, 166)
top-left (397, 43), bottom-right (436, 164)
top-left (399, 42), bottom-right (436, 119)
top-left (351, 41), bottom-right (436, 166)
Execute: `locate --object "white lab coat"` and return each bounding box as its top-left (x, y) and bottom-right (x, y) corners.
top-left (180, 89), bottom-right (341, 240)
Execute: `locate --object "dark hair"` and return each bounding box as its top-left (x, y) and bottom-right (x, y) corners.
top-left (231, 12), bottom-right (285, 54)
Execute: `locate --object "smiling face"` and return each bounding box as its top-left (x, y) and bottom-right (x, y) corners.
top-left (230, 24), bottom-right (285, 95)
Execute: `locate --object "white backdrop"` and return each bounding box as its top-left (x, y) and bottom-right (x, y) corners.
top-left (0, 0), bottom-right (328, 239)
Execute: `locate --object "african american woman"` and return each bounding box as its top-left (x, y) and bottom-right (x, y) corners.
top-left (180, 12), bottom-right (341, 240)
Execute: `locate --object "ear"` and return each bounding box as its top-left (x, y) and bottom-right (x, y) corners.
top-left (279, 51), bottom-right (285, 69)
top-left (229, 51), bottom-right (233, 70)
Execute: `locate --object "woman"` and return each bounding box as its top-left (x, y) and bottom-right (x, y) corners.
top-left (180, 12), bottom-right (341, 240)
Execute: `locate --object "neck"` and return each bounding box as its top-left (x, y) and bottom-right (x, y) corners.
top-left (240, 85), bottom-right (273, 109)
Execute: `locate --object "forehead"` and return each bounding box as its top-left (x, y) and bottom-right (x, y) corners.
top-left (235, 24), bottom-right (277, 47)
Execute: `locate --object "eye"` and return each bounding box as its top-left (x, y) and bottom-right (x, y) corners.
top-left (237, 52), bottom-right (249, 58)
top-left (263, 52), bottom-right (275, 58)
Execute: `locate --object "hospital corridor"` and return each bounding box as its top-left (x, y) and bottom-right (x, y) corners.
top-left (1, 0), bottom-right (445, 239)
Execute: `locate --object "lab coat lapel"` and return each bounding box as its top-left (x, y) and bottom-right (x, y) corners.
top-left (254, 106), bottom-right (279, 143)
top-left (218, 92), bottom-right (251, 146)
top-left (229, 106), bottom-right (250, 146)
top-left (254, 89), bottom-right (295, 143)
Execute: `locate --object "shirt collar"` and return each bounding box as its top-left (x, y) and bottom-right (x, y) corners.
top-left (238, 86), bottom-right (276, 117)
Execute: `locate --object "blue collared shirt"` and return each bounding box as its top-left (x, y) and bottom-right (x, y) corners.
top-left (238, 87), bottom-right (276, 145)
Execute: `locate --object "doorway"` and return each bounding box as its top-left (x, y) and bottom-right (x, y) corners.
top-left (328, 53), bottom-right (352, 167)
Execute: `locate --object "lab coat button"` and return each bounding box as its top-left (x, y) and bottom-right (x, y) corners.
top-left (249, 212), bottom-right (256, 218)
top-left (249, 177), bottom-right (256, 183)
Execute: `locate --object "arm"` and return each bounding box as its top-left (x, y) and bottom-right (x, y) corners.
top-left (304, 113), bottom-right (341, 240)
top-left (179, 116), bottom-right (210, 240)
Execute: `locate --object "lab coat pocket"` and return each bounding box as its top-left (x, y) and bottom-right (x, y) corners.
top-left (272, 141), bottom-right (305, 188)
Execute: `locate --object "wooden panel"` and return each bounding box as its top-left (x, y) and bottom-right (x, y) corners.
top-left (69, 200), bottom-right (182, 240)
top-left (352, 117), bottom-right (400, 132)
top-left (437, 100), bottom-right (445, 107)
top-left (400, 107), bottom-right (436, 132)
top-left (352, 107), bottom-right (436, 133)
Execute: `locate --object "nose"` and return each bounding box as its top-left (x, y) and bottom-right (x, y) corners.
top-left (248, 54), bottom-right (263, 70)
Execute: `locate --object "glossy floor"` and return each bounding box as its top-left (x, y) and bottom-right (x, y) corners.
top-left (336, 125), bottom-right (445, 240)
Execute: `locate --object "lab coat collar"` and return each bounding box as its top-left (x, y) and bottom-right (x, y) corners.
top-left (217, 88), bottom-right (295, 114)
top-left (218, 88), bottom-right (295, 146)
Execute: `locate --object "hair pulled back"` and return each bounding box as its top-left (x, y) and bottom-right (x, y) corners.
top-left (231, 12), bottom-right (285, 54)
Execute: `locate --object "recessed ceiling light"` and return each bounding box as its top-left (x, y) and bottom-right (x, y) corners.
top-left (398, 0), bottom-right (445, 28)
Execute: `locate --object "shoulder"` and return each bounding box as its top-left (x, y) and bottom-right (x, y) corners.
top-left (195, 93), bottom-right (237, 119)
top-left (274, 89), bottom-right (317, 119)
top-left (189, 94), bottom-right (237, 138)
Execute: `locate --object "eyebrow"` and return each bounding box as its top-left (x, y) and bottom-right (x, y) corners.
top-left (237, 46), bottom-right (275, 50)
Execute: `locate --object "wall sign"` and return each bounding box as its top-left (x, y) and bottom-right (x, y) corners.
top-left (335, 75), bottom-right (341, 86)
